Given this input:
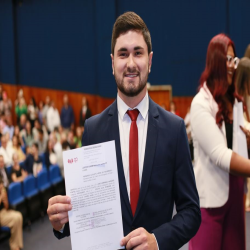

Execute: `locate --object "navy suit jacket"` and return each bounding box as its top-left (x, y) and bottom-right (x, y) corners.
top-left (54, 98), bottom-right (201, 249)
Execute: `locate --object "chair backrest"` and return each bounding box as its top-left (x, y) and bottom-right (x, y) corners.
top-left (37, 169), bottom-right (49, 189)
top-left (8, 182), bottom-right (23, 205)
top-left (23, 175), bottom-right (38, 197)
top-left (49, 165), bottom-right (61, 182)
top-left (6, 165), bottom-right (12, 175)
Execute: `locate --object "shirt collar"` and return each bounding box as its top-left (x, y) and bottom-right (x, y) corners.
top-left (117, 92), bottom-right (149, 120)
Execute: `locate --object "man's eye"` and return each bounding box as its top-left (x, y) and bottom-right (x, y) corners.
top-left (135, 51), bottom-right (141, 55)
top-left (119, 53), bottom-right (127, 57)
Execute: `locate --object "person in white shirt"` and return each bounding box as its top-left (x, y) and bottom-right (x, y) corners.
top-left (47, 101), bottom-right (61, 133)
top-left (189, 34), bottom-right (250, 250)
top-left (0, 135), bottom-right (14, 166)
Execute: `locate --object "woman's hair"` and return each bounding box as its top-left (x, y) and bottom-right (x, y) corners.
top-left (199, 34), bottom-right (236, 127)
top-left (244, 44), bottom-right (250, 59)
top-left (234, 57), bottom-right (250, 121)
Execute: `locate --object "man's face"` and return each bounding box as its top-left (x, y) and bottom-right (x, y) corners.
top-left (111, 30), bottom-right (152, 97)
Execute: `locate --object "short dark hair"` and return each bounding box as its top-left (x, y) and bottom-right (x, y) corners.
top-left (111, 11), bottom-right (152, 55)
top-left (33, 142), bottom-right (39, 149)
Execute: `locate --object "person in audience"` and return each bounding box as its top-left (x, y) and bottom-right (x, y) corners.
top-left (0, 135), bottom-right (14, 166)
top-left (189, 34), bottom-right (250, 250)
top-left (67, 130), bottom-right (76, 149)
top-left (27, 97), bottom-right (38, 128)
top-left (36, 128), bottom-right (47, 154)
top-left (0, 155), bottom-right (9, 188)
top-left (38, 101), bottom-right (44, 125)
top-left (18, 114), bottom-right (27, 132)
top-left (10, 153), bottom-right (27, 183)
top-left (79, 96), bottom-right (91, 127)
top-left (44, 139), bottom-right (57, 169)
top-left (20, 120), bottom-right (34, 148)
top-left (74, 126), bottom-right (82, 148)
top-left (0, 91), bottom-right (12, 117)
top-left (234, 57), bottom-right (250, 212)
top-left (60, 94), bottom-right (74, 132)
top-left (15, 97), bottom-right (27, 125)
top-left (11, 135), bottom-right (26, 162)
top-left (169, 100), bottom-right (180, 116)
top-left (0, 175), bottom-right (23, 250)
top-left (3, 116), bottom-right (14, 140)
top-left (47, 101), bottom-right (60, 133)
top-left (42, 96), bottom-right (50, 128)
top-left (23, 143), bottom-right (42, 177)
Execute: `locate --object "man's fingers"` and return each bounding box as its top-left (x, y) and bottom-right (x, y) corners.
top-left (125, 235), bottom-right (142, 250)
top-left (48, 203), bottom-right (72, 216)
top-left (120, 228), bottom-right (143, 246)
top-left (48, 195), bottom-right (71, 206)
top-left (49, 211), bottom-right (69, 222)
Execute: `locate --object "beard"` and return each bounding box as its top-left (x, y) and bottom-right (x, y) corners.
top-left (114, 69), bottom-right (149, 97)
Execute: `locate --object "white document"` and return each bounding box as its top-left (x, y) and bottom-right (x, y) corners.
top-left (233, 101), bottom-right (248, 159)
top-left (63, 141), bottom-right (124, 250)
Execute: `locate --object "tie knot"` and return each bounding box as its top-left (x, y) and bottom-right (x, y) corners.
top-left (127, 109), bottom-right (139, 121)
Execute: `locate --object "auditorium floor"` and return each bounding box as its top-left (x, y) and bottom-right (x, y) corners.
top-left (1, 213), bottom-right (250, 249)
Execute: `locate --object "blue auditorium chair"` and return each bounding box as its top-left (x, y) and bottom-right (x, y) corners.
top-left (37, 169), bottom-right (53, 212)
top-left (8, 182), bottom-right (28, 224)
top-left (23, 175), bottom-right (42, 221)
top-left (0, 226), bottom-right (11, 243)
top-left (49, 165), bottom-right (65, 195)
top-left (6, 165), bottom-right (12, 176)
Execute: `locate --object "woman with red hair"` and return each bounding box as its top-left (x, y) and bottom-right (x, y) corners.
top-left (189, 34), bottom-right (250, 249)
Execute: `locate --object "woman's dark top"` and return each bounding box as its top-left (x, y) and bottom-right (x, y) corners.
top-left (225, 121), bottom-right (233, 150)
top-left (10, 166), bottom-right (22, 180)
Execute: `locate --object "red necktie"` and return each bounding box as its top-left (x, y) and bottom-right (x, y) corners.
top-left (127, 109), bottom-right (140, 216)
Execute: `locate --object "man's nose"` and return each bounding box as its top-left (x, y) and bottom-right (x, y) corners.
top-left (126, 54), bottom-right (136, 69)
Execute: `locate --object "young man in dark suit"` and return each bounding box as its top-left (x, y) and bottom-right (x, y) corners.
top-left (47, 11), bottom-right (201, 250)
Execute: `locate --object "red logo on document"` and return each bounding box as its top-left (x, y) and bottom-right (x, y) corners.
top-left (74, 157), bottom-right (78, 163)
top-left (68, 159), bottom-right (73, 164)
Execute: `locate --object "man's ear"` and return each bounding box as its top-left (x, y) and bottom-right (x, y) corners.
top-left (148, 51), bottom-right (153, 73)
top-left (111, 54), bottom-right (114, 75)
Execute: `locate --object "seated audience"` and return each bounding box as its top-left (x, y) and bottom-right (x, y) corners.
top-left (0, 175), bottom-right (23, 250)
top-left (38, 101), bottom-right (44, 125)
top-left (0, 155), bottom-right (9, 188)
top-left (10, 153), bottom-right (27, 183)
top-left (0, 135), bottom-right (14, 166)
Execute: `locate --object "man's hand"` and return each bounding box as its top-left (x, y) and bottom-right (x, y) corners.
top-left (120, 227), bottom-right (158, 250)
top-left (47, 195), bottom-right (72, 231)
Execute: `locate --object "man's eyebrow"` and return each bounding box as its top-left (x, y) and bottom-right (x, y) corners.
top-left (117, 46), bottom-right (144, 52)
top-left (134, 46), bottom-right (144, 50)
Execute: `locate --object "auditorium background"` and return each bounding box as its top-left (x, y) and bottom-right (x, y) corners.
top-left (1, 0), bottom-right (250, 121)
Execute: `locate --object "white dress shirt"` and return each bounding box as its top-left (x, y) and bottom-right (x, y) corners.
top-left (117, 93), bottom-right (148, 200)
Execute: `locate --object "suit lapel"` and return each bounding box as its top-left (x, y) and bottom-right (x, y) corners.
top-left (134, 98), bottom-right (159, 219)
top-left (108, 101), bottom-right (133, 218)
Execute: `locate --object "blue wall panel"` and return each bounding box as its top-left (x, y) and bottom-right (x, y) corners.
top-left (0, 0), bottom-right (15, 84)
top-left (0, 0), bottom-right (250, 97)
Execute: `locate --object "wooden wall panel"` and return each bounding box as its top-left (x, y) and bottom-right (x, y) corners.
top-left (1, 83), bottom-right (114, 127)
top-left (1, 83), bottom-right (194, 125)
